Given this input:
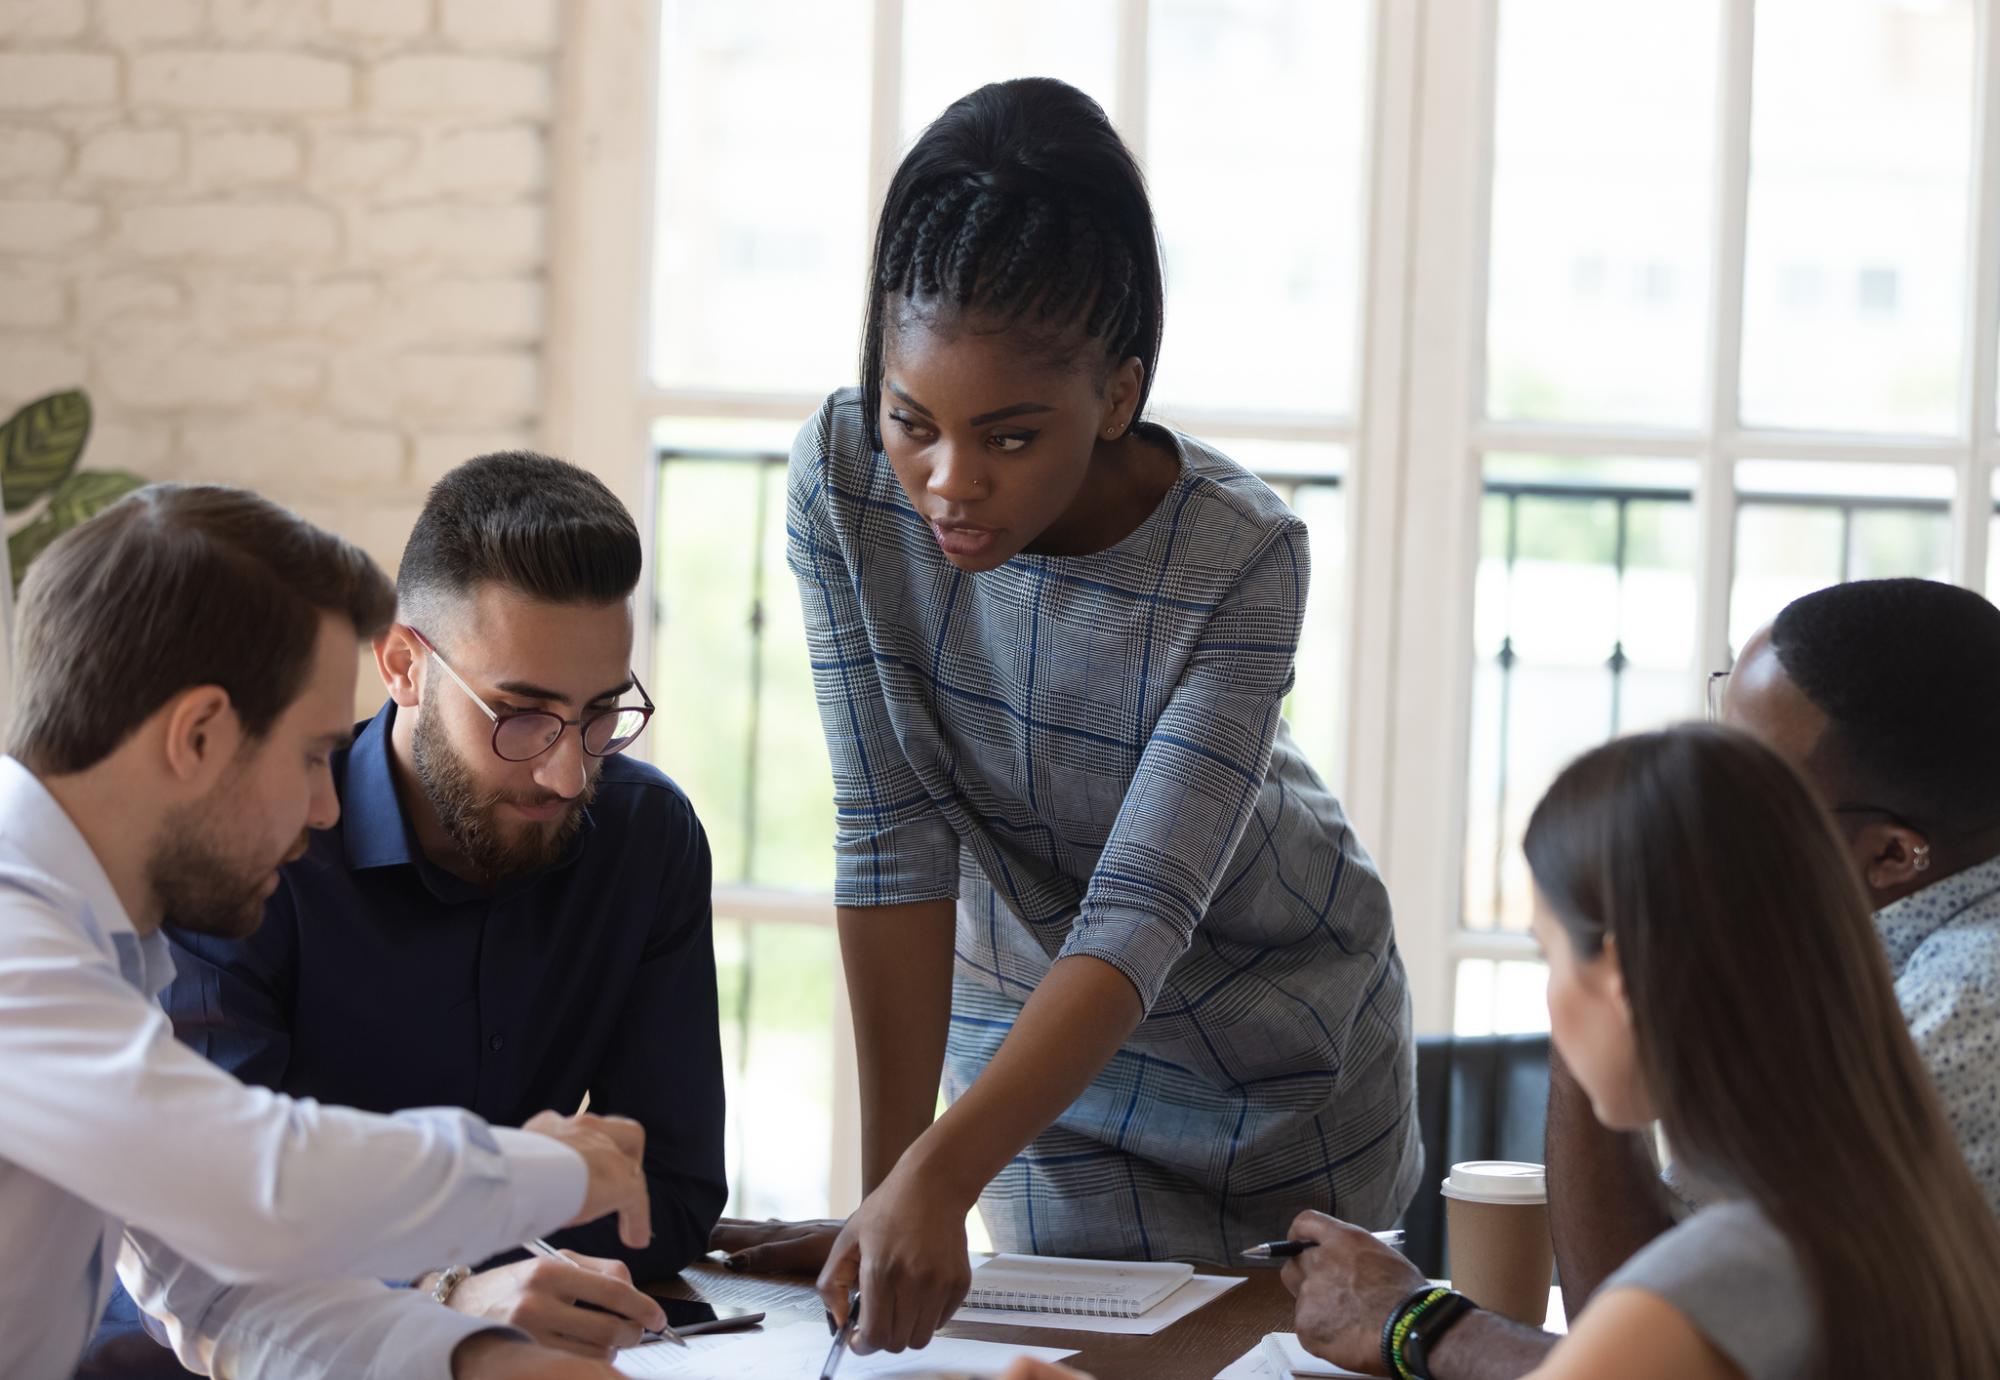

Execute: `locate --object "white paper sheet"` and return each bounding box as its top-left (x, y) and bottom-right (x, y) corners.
top-left (1212, 1334), bottom-right (1367, 1379)
top-left (951, 1272), bottom-right (1246, 1335)
top-left (1214, 1342), bottom-right (1275, 1380)
top-left (1261, 1333), bottom-right (1371, 1377)
top-left (614, 1321), bottom-right (1077, 1379)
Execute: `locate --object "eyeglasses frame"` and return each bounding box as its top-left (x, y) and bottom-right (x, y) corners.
top-left (1704, 669), bottom-right (1731, 722)
top-left (404, 625), bottom-right (655, 763)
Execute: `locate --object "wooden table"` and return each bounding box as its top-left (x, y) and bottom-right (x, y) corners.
top-left (651, 1261), bottom-right (1300, 1379)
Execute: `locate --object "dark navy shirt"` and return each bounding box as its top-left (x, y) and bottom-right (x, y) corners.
top-left (87, 701), bottom-right (725, 1375)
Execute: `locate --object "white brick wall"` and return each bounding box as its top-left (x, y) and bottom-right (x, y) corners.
top-left (0, 0), bottom-right (560, 581)
top-left (0, 127), bottom-right (67, 182)
top-left (94, 0), bottom-right (203, 44)
top-left (77, 127), bottom-right (184, 184)
top-left (371, 55), bottom-right (550, 118)
top-left (131, 51), bottom-right (356, 112)
top-left (0, 1), bottom-right (90, 41)
top-left (190, 129), bottom-right (304, 185)
top-left (0, 51), bottom-right (119, 107)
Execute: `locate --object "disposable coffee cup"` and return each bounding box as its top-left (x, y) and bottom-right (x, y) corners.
top-left (1442, 1160), bottom-right (1552, 1326)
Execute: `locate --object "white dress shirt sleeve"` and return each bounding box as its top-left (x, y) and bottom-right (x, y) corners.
top-left (0, 895), bottom-right (587, 1283)
top-left (117, 1231), bottom-right (525, 1380)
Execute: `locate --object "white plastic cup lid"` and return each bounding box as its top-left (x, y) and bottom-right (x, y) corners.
top-left (1442, 1160), bottom-right (1547, 1204)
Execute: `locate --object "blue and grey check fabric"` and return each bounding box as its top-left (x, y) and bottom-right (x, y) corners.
top-left (788, 389), bottom-right (1421, 1263)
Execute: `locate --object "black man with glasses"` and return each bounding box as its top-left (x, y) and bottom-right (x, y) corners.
top-left (1542, 577), bottom-right (2000, 1350)
top-left (85, 454), bottom-right (724, 1377)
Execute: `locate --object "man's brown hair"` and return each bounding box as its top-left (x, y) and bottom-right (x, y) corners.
top-left (8, 483), bottom-right (396, 775)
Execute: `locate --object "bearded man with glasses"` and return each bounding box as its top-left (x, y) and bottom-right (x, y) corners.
top-left (86, 453), bottom-right (724, 1377)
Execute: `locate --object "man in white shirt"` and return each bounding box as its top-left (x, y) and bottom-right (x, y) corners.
top-left (0, 484), bottom-right (664, 1380)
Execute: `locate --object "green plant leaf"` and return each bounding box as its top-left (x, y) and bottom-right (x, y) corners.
top-left (1, 389), bottom-right (91, 515)
top-left (9, 468), bottom-right (147, 590)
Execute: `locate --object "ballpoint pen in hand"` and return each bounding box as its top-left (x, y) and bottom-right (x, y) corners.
top-left (821, 1288), bottom-right (862, 1380)
top-left (1240, 1229), bottom-right (1406, 1260)
top-left (522, 1238), bottom-right (685, 1347)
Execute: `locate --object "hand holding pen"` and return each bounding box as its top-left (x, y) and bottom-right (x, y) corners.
top-left (522, 1239), bottom-right (684, 1348)
top-left (1241, 1228), bottom-right (1406, 1260)
top-left (1277, 1212), bottom-right (1437, 1375)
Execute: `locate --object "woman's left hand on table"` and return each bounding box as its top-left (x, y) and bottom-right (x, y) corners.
top-left (709, 1217), bottom-right (844, 1274)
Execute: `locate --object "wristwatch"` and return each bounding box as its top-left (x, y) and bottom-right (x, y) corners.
top-left (430, 1264), bottom-right (473, 1307)
top-left (1401, 1289), bottom-right (1476, 1378)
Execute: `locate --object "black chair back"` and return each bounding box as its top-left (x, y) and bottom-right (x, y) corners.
top-left (1397, 1032), bottom-right (1551, 1278)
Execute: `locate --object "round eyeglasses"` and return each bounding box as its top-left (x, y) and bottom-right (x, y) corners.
top-left (406, 626), bottom-right (655, 763)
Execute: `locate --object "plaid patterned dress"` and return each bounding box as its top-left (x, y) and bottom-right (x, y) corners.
top-left (789, 390), bottom-right (1421, 1263)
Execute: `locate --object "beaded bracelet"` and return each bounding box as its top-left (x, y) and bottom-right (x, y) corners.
top-left (1398, 1289), bottom-right (1476, 1378)
top-left (1380, 1286), bottom-right (1449, 1379)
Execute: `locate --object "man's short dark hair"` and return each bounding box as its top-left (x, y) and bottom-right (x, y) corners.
top-left (8, 483), bottom-right (396, 775)
top-left (1770, 577), bottom-right (2000, 832)
top-left (396, 452), bottom-right (641, 630)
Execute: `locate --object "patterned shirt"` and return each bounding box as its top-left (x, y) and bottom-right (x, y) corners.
top-left (1873, 850), bottom-right (2000, 1210)
top-left (788, 389), bottom-right (1420, 1262)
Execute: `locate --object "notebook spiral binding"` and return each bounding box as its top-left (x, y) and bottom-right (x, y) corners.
top-left (960, 1290), bottom-right (1146, 1318)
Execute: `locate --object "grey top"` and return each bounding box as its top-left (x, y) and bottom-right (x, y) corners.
top-left (1603, 1200), bottom-right (1815, 1380)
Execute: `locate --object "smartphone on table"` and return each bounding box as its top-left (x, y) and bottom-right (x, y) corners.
top-left (654, 1296), bottom-right (766, 1337)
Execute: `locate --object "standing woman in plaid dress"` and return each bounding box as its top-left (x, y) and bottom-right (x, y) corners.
top-left (711, 78), bottom-right (1421, 1354)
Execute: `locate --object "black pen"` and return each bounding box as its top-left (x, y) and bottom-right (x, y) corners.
top-left (1240, 1228), bottom-right (1405, 1260)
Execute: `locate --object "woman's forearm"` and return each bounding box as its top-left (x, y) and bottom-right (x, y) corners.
top-left (903, 954), bottom-right (1145, 1200)
top-left (838, 901), bottom-right (959, 1193)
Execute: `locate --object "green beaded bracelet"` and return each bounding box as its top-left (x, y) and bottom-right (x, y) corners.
top-left (1381, 1286), bottom-right (1448, 1379)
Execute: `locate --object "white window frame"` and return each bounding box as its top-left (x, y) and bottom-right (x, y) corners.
top-left (1384, 0), bottom-right (2000, 1035)
top-left (545, 0), bottom-right (2000, 1201)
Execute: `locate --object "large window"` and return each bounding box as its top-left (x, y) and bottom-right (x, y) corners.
top-left (619, 0), bottom-right (2000, 1212)
top-left (1456, 0), bottom-right (1999, 1034)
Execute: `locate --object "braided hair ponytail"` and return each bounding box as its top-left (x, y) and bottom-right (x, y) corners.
top-left (860, 78), bottom-right (1166, 449)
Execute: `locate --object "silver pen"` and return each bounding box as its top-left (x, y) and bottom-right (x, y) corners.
top-left (820, 1288), bottom-right (862, 1380)
top-left (1240, 1228), bottom-right (1406, 1260)
top-left (523, 1238), bottom-right (686, 1347)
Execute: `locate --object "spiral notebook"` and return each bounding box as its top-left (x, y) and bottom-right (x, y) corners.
top-left (961, 1254), bottom-right (1195, 1318)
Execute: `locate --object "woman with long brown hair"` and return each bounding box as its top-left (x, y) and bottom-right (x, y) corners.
top-left (1277, 723), bottom-right (2000, 1379)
